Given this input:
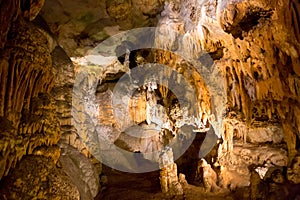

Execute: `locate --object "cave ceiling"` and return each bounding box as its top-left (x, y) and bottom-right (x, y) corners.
top-left (0, 0), bottom-right (300, 199)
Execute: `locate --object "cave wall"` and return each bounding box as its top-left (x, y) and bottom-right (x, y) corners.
top-left (0, 1), bottom-right (101, 199)
top-left (0, 0), bottom-right (299, 198)
top-left (153, 0), bottom-right (300, 188)
top-left (66, 0), bottom-right (300, 194)
top-left (0, 0), bottom-right (60, 180)
top-left (39, 0), bottom-right (164, 57)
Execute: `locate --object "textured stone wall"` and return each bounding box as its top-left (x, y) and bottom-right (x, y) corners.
top-left (0, 0), bottom-right (299, 198)
top-left (40, 0), bottom-right (165, 57)
top-left (0, 1), bottom-right (60, 180)
top-left (153, 0), bottom-right (300, 190)
top-left (0, 1), bottom-right (100, 199)
top-left (57, 0), bottom-right (299, 195)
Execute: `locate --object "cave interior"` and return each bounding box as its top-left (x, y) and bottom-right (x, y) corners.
top-left (0, 0), bottom-right (300, 199)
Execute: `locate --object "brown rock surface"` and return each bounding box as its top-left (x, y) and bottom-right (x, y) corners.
top-left (0, 0), bottom-right (299, 199)
top-left (39, 0), bottom-right (165, 56)
top-left (0, 16), bottom-right (60, 180)
top-left (152, 0), bottom-right (300, 194)
top-left (0, 155), bottom-right (80, 200)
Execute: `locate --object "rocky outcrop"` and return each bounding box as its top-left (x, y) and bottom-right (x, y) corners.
top-left (0, 1), bottom-right (101, 199)
top-left (216, 0), bottom-right (300, 187)
top-left (67, 0), bottom-right (299, 196)
top-left (153, 0), bottom-right (300, 192)
top-left (0, 0), bottom-right (299, 199)
top-left (0, 155), bottom-right (80, 200)
top-left (40, 0), bottom-right (165, 56)
top-left (159, 147), bottom-right (183, 195)
top-left (58, 143), bottom-right (100, 200)
top-left (0, 8), bottom-right (60, 180)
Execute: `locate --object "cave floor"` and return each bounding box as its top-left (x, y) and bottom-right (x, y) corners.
top-left (95, 165), bottom-right (243, 200)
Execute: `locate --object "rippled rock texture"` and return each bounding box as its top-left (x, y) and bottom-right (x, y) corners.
top-left (0, 0), bottom-right (300, 199)
top-left (0, 6), bottom-right (58, 180)
top-left (152, 0), bottom-right (300, 196)
top-left (0, 1), bottom-right (100, 199)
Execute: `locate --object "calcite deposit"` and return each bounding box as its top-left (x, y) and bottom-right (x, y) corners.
top-left (0, 0), bottom-right (299, 199)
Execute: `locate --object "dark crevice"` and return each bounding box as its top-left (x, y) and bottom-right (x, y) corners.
top-left (175, 132), bottom-right (220, 185)
top-left (32, 15), bottom-right (55, 38)
top-left (226, 8), bottom-right (273, 39)
top-left (296, 134), bottom-right (300, 150)
top-left (97, 165), bottom-right (161, 200)
top-left (20, 0), bottom-right (30, 11)
top-left (96, 72), bottom-right (125, 93)
top-left (116, 48), bottom-right (153, 69)
top-left (208, 47), bottom-right (224, 60)
top-left (291, 1), bottom-right (300, 42)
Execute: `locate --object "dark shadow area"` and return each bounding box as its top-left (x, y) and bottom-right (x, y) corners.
top-left (96, 164), bottom-right (161, 200)
top-left (175, 131), bottom-right (220, 185)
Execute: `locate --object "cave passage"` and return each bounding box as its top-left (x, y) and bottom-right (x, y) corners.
top-left (0, 0), bottom-right (300, 199)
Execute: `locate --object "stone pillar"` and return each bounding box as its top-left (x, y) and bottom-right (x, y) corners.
top-left (158, 147), bottom-right (183, 195)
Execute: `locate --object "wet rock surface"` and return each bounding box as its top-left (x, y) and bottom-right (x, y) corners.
top-left (0, 0), bottom-right (300, 199)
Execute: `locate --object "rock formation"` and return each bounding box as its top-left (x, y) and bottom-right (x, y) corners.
top-left (0, 0), bottom-right (100, 199)
top-left (0, 0), bottom-right (299, 199)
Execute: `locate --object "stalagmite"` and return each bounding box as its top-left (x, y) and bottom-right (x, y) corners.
top-left (198, 158), bottom-right (220, 192)
top-left (158, 147), bottom-right (183, 195)
top-left (0, 0), bottom-right (299, 199)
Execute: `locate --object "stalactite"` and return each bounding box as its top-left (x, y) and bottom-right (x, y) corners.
top-left (282, 121), bottom-right (297, 162)
top-left (0, 0), bottom-right (296, 197)
top-left (0, 16), bottom-right (59, 180)
top-left (128, 91), bottom-right (147, 124)
top-left (182, 30), bottom-right (202, 58)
